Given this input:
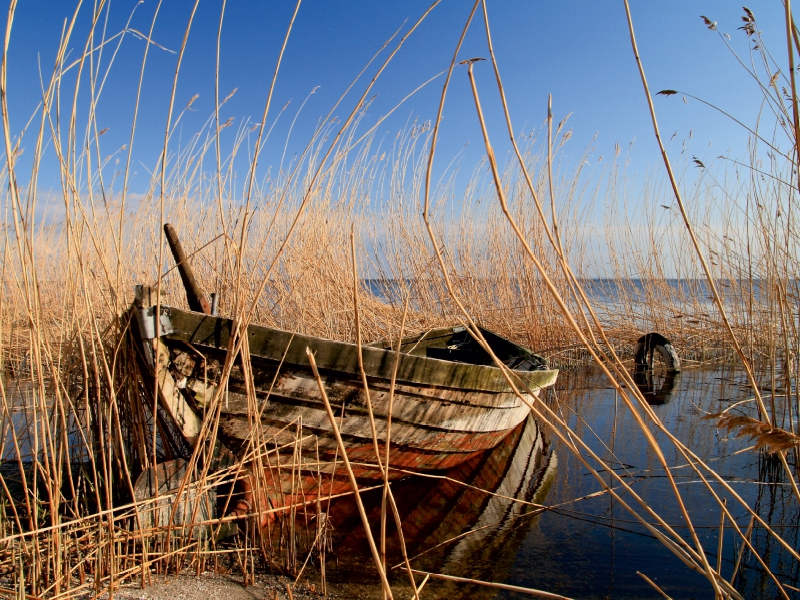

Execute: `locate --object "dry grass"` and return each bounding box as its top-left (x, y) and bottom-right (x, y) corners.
top-left (0, 1), bottom-right (797, 599)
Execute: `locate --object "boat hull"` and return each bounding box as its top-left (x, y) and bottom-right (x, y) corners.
top-left (132, 302), bottom-right (558, 486)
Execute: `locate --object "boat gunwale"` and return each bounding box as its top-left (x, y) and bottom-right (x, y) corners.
top-left (161, 306), bottom-right (558, 394)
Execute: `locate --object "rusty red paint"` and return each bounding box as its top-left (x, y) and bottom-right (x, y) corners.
top-left (229, 422), bottom-right (533, 525)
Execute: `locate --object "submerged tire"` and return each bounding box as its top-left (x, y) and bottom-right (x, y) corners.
top-left (634, 332), bottom-right (681, 373)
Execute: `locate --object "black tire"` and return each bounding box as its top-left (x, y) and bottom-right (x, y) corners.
top-left (634, 332), bottom-right (681, 373)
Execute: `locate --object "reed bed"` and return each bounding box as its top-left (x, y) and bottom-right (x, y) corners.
top-left (0, 0), bottom-right (797, 599)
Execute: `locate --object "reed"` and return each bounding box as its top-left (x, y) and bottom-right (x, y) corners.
top-left (0, 0), bottom-right (796, 598)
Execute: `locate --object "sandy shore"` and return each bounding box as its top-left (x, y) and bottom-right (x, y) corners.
top-left (94, 572), bottom-right (330, 600)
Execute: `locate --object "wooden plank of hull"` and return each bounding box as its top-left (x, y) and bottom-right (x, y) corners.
top-left (133, 287), bottom-right (202, 446)
top-left (187, 371), bottom-right (536, 435)
top-left (223, 413), bottom-right (522, 466)
top-left (177, 352), bottom-right (540, 460)
top-left (214, 361), bottom-right (531, 410)
top-left (246, 422), bottom-right (536, 511)
top-left (217, 391), bottom-right (533, 447)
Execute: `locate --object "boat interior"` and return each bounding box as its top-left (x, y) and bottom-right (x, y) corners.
top-left (368, 326), bottom-right (549, 371)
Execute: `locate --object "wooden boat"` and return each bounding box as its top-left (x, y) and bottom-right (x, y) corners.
top-left (129, 226), bottom-right (558, 514)
top-left (134, 292), bottom-right (556, 464)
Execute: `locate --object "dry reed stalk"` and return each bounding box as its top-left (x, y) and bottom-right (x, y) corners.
top-left (715, 498), bottom-right (725, 599)
top-left (402, 568), bottom-right (573, 599)
top-left (350, 229), bottom-right (419, 599)
top-left (618, 8), bottom-right (800, 588)
top-left (492, 71), bottom-right (788, 600)
top-left (0, 0), bottom-right (797, 596)
top-left (487, 0), bottom-right (795, 583)
top-left (636, 571), bottom-right (673, 600)
top-left (463, 47), bottom-right (717, 575)
top-left (305, 347), bottom-right (393, 599)
top-left (380, 297), bottom-right (408, 573)
top-left (415, 4), bottom-right (793, 598)
top-left (424, 19), bottom-right (710, 594)
top-left (621, 0), bottom-right (769, 424)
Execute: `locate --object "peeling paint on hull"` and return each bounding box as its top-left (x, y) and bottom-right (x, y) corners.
top-left (133, 304), bottom-right (558, 511)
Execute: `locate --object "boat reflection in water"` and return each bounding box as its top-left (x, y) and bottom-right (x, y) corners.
top-left (324, 415), bottom-right (556, 598)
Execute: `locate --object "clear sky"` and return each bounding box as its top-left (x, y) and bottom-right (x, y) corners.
top-left (1, 1), bottom-right (790, 208)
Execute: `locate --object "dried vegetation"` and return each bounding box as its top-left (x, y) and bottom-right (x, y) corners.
top-left (0, 1), bottom-right (797, 598)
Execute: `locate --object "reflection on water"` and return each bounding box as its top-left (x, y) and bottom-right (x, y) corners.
top-left (0, 377), bottom-right (83, 462)
top-left (323, 367), bottom-right (800, 599)
top-left (324, 416), bottom-right (555, 599)
top-left (633, 370), bottom-right (679, 406)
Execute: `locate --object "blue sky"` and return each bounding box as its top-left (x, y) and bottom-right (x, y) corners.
top-left (1, 1), bottom-right (790, 207)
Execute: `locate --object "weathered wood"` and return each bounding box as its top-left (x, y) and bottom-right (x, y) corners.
top-left (154, 338), bottom-right (202, 445)
top-left (135, 284), bottom-right (163, 309)
top-left (191, 385), bottom-right (526, 450)
top-left (132, 459), bottom-right (217, 538)
top-left (133, 287), bottom-right (202, 447)
top-left (131, 296), bottom-right (558, 485)
top-left (163, 223), bottom-right (211, 315)
top-left (164, 308), bottom-right (558, 393)
top-left (183, 358), bottom-right (531, 432)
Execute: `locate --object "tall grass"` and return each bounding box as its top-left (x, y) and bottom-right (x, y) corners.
top-left (0, 0), bottom-right (797, 598)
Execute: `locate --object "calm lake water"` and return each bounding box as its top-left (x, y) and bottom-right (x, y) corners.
top-left (322, 366), bottom-right (800, 599)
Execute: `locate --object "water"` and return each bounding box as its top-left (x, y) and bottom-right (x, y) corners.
top-left (363, 277), bottom-right (776, 306)
top-left (0, 377), bottom-right (85, 463)
top-left (507, 367), bottom-right (799, 599)
top-left (322, 366), bottom-right (800, 599)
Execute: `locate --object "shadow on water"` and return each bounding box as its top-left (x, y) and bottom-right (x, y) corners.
top-left (319, 366), bottom-right (800, 599)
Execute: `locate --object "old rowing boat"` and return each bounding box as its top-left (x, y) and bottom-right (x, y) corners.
top-left (132, 285), bottom-right (556, 473)
top-left (129, 226), bottom-right (558, 516)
